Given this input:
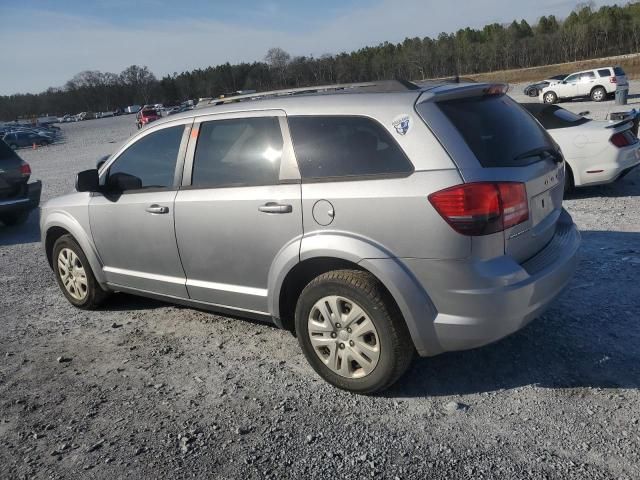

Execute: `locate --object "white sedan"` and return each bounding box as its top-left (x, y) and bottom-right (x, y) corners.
top-left (522, 103), bottom-right (640, 190)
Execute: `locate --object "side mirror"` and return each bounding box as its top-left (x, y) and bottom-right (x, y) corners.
top-left (107, 172), bottom-right (142, 192)
top-left (96, 155), bottom-right (109, 170)
top-left (76, 169), bottom-right (100, 192)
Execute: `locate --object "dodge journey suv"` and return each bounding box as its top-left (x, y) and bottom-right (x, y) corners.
top-left (41, 81), bottom-right (580, 393)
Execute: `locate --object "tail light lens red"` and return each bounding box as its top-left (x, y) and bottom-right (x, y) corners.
top-left (19, 162), bottom-right (31, 176)
top-left (428, 182), bottom-right (529, 236)
top-left (610, 76), bottom-right (617, 83)
top-left (610, 130), bottom-right (638, 148)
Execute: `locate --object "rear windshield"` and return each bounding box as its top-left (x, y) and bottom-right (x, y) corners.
top-left (614, 66), bottom-right (626, 76)
top-left (142, 109), bottom-right (157, 116)
top-left (0, 139), bottom-right (19, 160)
top-left (437, 95), bottom-right (555, 167)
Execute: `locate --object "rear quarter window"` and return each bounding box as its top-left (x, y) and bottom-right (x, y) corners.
top-left (288, 116), bottom-right (413, 179)
top-left (598, 68), bottom-right (611, 77)
top-left (437, 95), bottom-right (554, 167)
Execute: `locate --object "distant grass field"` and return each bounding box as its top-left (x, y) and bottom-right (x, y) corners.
top-left (466, 52), bottom-right (640, 84)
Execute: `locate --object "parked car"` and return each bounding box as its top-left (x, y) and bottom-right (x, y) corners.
top-left (0, 140), bottom-right (41, 225)
top-left (540, 66), bottom-right (629, 103)
top-left (41, 81), bottom-right (580, 393)
top-left (523, 103), bottom-right (640, 190)
top-left (125, 105), bottom-right (142, 114)
top-left (523, 74), bottom-right (567, 97)
top-left (2, 131), bottom-right (52, 149)
top-left (135, 108), bottom-right (161, 129)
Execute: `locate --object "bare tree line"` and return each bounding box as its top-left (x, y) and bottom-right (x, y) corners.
top-left (2, 2), bottom-right (640, 120)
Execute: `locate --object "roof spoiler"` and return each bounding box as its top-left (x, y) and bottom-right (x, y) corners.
top-left (417, 83), bottom-right (509, 103)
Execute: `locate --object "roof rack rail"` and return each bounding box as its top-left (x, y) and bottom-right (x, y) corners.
top-left (200, 80), bottom-right (419, 107)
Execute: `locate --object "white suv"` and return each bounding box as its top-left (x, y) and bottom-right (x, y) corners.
top-left (541, 66), bottom-right (628, 103)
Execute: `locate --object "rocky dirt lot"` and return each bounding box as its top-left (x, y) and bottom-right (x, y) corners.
top-left (1, 99), bottom-right (639, 479)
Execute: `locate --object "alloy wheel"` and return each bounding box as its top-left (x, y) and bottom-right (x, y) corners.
top-left (307, 295), bottom-right (380, 378)
top-left (57, 248), bottom-right (88, 301)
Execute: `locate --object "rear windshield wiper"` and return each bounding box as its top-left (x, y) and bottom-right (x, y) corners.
top-left (513, 146), bottom-right (563, 163)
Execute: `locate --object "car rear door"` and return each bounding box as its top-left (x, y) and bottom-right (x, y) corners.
top-left (577, 71), bottom-right (596, 96)
top-left (417, 88), bottom-right (565, 263)
top-left (173, 110), bottom-right (302, 314)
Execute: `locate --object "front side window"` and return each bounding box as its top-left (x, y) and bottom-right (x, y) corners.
top-left (107, 125), bottom-right (184, 190)
top-left (564, 74), bottom-right (579, 83)
top-left (288, 116), bottom-right (413, 179)
top-left (192, 117), bottom-right (283, 188)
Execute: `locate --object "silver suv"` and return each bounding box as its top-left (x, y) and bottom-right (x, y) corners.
top-left (41, 81), bottom-right (580, 393)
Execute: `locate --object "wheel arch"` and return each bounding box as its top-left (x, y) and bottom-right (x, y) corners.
top-left (43, 211), bottom-right (107, 286)
top-left (269, 232), bottom-right (441, 356)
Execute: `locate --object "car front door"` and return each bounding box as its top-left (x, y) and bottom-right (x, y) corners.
top-left (557, 73), bottom-right (579, 99)
top-left (89, 120), bottom-right (192, 297)
top-left (174, 111), bottom-right (302, 314)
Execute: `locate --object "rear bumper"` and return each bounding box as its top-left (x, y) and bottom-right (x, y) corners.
top-left (403, 209), bottom-right (580, 356)
top-left (0, 180), bottom-right (42, 215)
top-left (576, 145), bottom-right (640, 186)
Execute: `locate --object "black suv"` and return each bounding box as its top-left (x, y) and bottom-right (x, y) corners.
top-left (0, 140), bottom-right (41, 225)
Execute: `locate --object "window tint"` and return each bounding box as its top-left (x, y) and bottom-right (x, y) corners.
top-left (598, 69), bottom-right (611, 77)
top-left (614, 66), bottom-right (626, 76)
top-left (288, 116), bottom-right (412, 179)
top-left (438, 95), bottom-right (554, 167)
top-left (565, 74), bottom-right (579, 83)
top-left (192, 117), bottom-right (283, 187)
top-left (108, 125), bottom-right (184, 190)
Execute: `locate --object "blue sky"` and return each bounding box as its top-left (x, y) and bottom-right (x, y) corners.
top-left (0, 0), bottom-right (616, 95)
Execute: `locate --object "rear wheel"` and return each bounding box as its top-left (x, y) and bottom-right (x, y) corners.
top-left (0, 211), bottom-right (30, 226)
top-left (52, 234), bottom-right (109, 309)
top-left (591, 87), bottom-right (606, 102)
top-left (543, 91), bottom-right (557, 104)
top-left (295, 270), bottom-right (414, 394)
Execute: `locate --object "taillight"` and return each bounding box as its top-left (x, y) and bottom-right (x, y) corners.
top-left (610, 76), bottom-right (617, 84)
top-left (610, 130), bottom-right (638, 148)
top-left (19, 162), bottom-right (31, 176)
top-left (428, 182), bottom-right (529, 236)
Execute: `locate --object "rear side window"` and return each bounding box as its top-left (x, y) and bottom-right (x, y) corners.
top-left (598, 69), bottom-right (611, 77)
top-left (288, 116), bottom-right (412, 179)
top-left (614, 66), bottom-right (626, 76)
top-left (438, 95), bottom-right (554, 167)
top-left (192, 117), bottom-right (283, 188)
top-left (580, 72), bottom-right (595, 80)
top-left (108, 125), bottom-right (184, 190)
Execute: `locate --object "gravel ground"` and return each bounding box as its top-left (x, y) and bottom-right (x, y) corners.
top-left (1, 94), bottom-right (639, 479)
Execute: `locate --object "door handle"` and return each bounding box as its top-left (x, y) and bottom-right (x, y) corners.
top-left (146, 204), bottom-right (169, 214)
top-left (258, 202), bottom-right (292, 214)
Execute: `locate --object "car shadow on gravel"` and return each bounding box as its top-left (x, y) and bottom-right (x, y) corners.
top-left (388, 230), bottom-right (640, 398)
top-left (0, 209), bottom-right (40, 246)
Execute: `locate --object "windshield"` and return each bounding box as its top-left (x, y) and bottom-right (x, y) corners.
top-left (437, 95), bottom-right (555, 167)
top-left (142, 109), bottom-right (157, 116)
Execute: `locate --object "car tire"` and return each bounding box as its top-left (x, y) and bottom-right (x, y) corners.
top-left (543, 91), bottom-right (557, 104)
top-left (8, 143), bottom-right (18, 150)
top-left (591, 87), bottom-right (606, 102)
top-left (52, 234), bottom-right (109, 309)
top-left (564, 164), bottom-right (575, 195)
top-left (528, 88), bottom-right (538, 97)
top-left (0, 211), bottom-right (30, 226)
top-left (295, 269), bottom-right (415, 394)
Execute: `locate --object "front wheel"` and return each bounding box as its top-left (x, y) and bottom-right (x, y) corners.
top-left (52, 234), bottom-right (109, 309)
top-left (543, 91), bottom-right (557, 104)
top-left (295, 270), bottom-right (414, 394)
